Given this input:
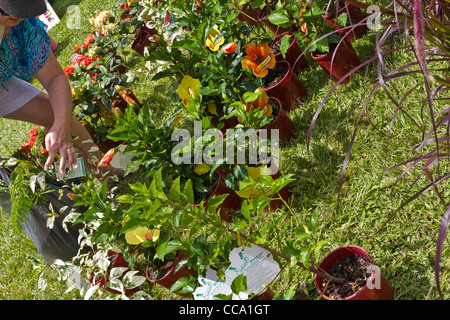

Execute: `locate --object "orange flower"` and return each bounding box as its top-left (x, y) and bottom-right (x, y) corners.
top-left (246, 88), bottom-right (273, 117)
top-left (98, 148), bottom-right (116, 167)
top-left (241, 43), bottom-right (276, 78)
top-left (299, 8), bottom-right (308, 34)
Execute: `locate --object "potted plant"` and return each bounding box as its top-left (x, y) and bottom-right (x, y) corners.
top-left (323, 0), bottom-right (367, 42)
top-left (314, 245), bottom-right (395, 300)
top-left (266, 1), bottom-right (361, 84)
top-left (225, 87), bottom-right (297, 143)
top-left (271, 31), bottom-right (308, 75)
top-left (241, 41), bottom-right (307, 110)
top-left (110, 166), bottom-right (395, 300)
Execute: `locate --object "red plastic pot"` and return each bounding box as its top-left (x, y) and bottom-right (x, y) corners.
top-left (132, 26), bottom-right (159, 57)
top-left (324, 1), bottom-right (367, 42)
top-left (265, 60), bottom-right (307, 110)
top-left (146, 250), bottom-right (196, 298)
top-left (314, 245), bottom-right (395, 300)
top-left (262, 97), bottom-right (297, 143)
top-left (311, 40), bottom-right (360, 84)
top-left (198, 171), bottom-right (242, 223)
top-left (89, 250), bottom-right (141, 297)
top-left (235, 3), bottom-right (259, 27)
top-left (273, 32), bottom-right (308, 75)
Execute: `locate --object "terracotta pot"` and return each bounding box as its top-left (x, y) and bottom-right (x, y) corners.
top-left (265, 60), bottom-right (307, 110)
top-left (89, 250), bottom-right (141, 297)
top-left (314, 245), bottom-right (395, 300)
top-left (262, 97), bottom-right (296, 143)
top-left (273, 32), bottom-right (308, 75)
top-left (311, 40), bottom-right (360, 84)
top-left (146, 250), bottom-right (196, 298)
top-left (197, 171), bottom-right (242, 223)
top-left (235, 3), bottom-right (259, 27)
top-left (324, 1), bottom-right (367, 42)
top-left (254, 288), bottom-right (275, 300)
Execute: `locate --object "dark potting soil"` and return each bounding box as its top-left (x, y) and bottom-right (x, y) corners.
top-left (264, 64), bottom-right (288, 88)
top-left (269, 37), bottom-right (283, 56)
top-left (322, 254), bottom-right (372, 299)
top-left (147, 259), bottom-right (176, 281)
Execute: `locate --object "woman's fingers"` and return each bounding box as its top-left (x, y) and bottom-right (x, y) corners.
top-left (44, 132), bottom-right (77, 174)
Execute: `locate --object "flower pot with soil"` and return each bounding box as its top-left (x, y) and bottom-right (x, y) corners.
top-left (264, 60), bottom-right (307, 110)
top-left (146, 250), bottom-right (196, 298)
top-left (89, 250), bottom-right (141, 297)
top-left (314, 245), bottom-right (395, 300)
top-left (262, 97), bottom-right (297, 143)
top-left (271, 32), bottom-right (308, 75)
top-left (195, 171), bottom-right (242, 223)
top-left (310, 39), bottom-right (360, 84)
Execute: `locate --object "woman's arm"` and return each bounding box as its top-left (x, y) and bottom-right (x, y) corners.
top-left (34, 51), bottom-right (77, 174)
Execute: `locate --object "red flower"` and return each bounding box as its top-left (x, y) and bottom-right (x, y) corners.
top-left (222, 42), bottom-right (237, 54)
top-left (98, 148), bottom-right (116, 167)
top-left (67, 193), bottom-right (78, 201)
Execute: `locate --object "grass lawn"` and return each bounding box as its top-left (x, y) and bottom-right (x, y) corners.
top-left (0, 0), bottom-right (448, 300)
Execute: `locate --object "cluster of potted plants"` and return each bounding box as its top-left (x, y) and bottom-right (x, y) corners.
top-left (43, 0), bottom-right (396, 301)
top-left (63, 5), bottom-right (145, 151)
top-left (2, 0), bottom-right (402, 301)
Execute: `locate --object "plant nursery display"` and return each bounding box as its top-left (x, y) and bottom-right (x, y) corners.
top-left (1, 0), bottom-right (450, 302)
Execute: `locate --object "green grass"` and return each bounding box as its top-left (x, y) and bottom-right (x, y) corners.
top-left (0, 0), bottom-right (449, 300)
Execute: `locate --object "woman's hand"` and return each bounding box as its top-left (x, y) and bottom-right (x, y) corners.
top-left (44, 124), bottom-right (77, 175)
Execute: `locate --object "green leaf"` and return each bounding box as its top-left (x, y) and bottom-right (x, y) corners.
top-left (230, 274), bottom-right (248, 295)
top-left (168, 177), bottom-right (181, 202)
top-left (117, 194), bottom-right (133, 203)
top-left (298, 246), bottom-right (312, 268)
top-left (268, 9), bottom-right (290, 25)
top-left (241, 200), bottom-right (250, 220)
top-left (183, 179), bottom-right (195, 204)
top-left (307, 208), bottom-right (319, 233)
top-left (155, 234), bottom-right (170, 260)
top-left (170, 276), bottom-right (196, 294)
top-left (280, 35), bottom-right (291, 59)
top-left (337, 12), bottom-right (348, 27)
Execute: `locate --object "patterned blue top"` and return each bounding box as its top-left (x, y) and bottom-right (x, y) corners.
top-left (0, 18), bottom-right (51, 87)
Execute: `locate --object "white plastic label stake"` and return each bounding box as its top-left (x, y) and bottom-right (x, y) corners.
top-left (54, 157), bottom-right (86, 179)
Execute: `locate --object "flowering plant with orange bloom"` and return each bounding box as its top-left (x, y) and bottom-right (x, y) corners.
top-left (98, 148), bottom-right (117, 167)
top-left (265, 1), bottom-right (344, 54)
top-left (241, 42), bottom-right (276, 78)
top-left (225, 88), bottom-right (275, 129)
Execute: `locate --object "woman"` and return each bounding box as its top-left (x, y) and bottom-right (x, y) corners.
top-left (0, 0), bottom-right (120, 179)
